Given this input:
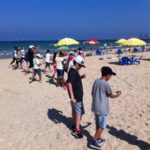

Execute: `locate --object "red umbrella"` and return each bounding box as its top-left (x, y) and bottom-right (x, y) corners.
top-left (85, 39), bottom-right (99, 45)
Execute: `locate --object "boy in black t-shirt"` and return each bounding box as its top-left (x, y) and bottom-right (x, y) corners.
top-left (67, 55), bottom-right (86, 138)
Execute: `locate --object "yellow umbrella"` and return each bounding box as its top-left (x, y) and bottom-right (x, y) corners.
top-left (116, 39), bottom-right (127, 45)
top-left (122, 38), bottom-right (146, 46)
top-left (55, 38), bottom-right (79, 46)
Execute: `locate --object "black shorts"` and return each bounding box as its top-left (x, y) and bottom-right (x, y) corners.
top-left (20, 57), bottom-right (24, 64)
top-left (29, 60), bottom-right (33, 68)
top-left (57, 69), bottom-right (64, 77)
top-left (45, 62), bottom-right (50, 68)
top-left (34, 69), bottom-right (41, 76)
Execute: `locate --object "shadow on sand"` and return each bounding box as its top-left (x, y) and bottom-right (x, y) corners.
top-left (46, 75), bottom-right (57, 86)
top-left (142, 58), bottom-right (150, 61)
top-left (47, 108), bottom-right (93, 146)
top-left (108, 61), bottom-right (120, 65)
top-left (108, 126), bottom-right (150, 150)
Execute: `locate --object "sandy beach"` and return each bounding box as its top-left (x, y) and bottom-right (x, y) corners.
top-left (0, 52), bottom-right (150, 150)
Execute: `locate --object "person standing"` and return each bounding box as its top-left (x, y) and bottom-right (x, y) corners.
top-left (90, 66), bottom-right (121, 149)
top-left (10, 47), bottom-right (17, 67)
top-left (29, 54), bottom-right (42, 83)
top-left (55, 51), bottom-right (65, 86)
top-left (67, 55), bottom-right (86, 138)
top-left (44, 50), bottom-right (52, 74)
top-left (20, 48), bottom-right (25, 69)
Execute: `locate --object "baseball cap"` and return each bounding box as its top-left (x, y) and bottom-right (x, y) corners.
top-left (101, 66), bottom-right (116, 76)
top-left (36, 54), bottom-right (42, 58)
top-left (74, 55), bottom-right (85, 68)
top-left (29, 45), bottom-right (35, 49)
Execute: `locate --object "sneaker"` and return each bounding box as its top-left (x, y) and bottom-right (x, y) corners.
top-left (90, 140), bottom-right (101, 150)
top-left (71, 129), bottom-right (83, 139)
top-left (97, 138), bottom-right (106, 146)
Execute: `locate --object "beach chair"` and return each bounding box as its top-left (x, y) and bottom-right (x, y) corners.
top-left (133, 48), bottom-right (139, 53)
top-left (96, 49), bottom-right (100, 55)
top-left (119, 57), bottom-right (129, 65)
top-left (116, 49), bottom-right (123, 55)
top-left (96, 49), bottom-right (104, 55)
top-left (129, 56), bottom-right (142, 65)
top-left (134, 56), bottom-right (143, 64)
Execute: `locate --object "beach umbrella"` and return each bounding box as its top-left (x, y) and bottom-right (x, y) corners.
top-left (57, 46), bottom-right (70, 51)
top-left (122, 38), bottom-right (146, 46)
top-left (116, 39), bottom-right (127, 45)
top-left (85, 39), bottom-right (99, 45)
top-left (55, 38), bottom-right (79, 46)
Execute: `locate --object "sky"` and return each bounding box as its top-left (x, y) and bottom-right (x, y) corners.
top-left (0, 0), bottom-right (150, 40)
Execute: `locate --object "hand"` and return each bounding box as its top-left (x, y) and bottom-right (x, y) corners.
top-left (117, 90), bottom-right (122, 97)
top-left (71, 98), bottom-right (76, 104)
top-left (81, 74), bottom-right (86, 79)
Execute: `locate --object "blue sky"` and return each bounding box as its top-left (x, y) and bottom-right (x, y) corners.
top-left (0, 0), bottom-right (150, 40)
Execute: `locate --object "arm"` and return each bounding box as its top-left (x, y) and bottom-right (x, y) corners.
top-left (80, 74), bottom-right (86, 79)
top-left (110, 91), bottom-right (121, 99)
top-left (68, 83), bottom-right (76, 103)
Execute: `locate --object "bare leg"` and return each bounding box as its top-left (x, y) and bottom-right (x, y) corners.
top-left (75, 114), bottom-right (81, 131)
top-left (93, 127), bottom-right (104, 140)
top-left (72, 112), bottom-right (76, 125)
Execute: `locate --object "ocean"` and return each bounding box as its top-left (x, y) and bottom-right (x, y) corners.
top-left (0, 40), bottom-right (117, 58)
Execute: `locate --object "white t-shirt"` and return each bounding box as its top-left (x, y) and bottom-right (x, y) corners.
top-left (45, 53), bottom-right (51, 63)
top-left (14, 50), bottom-right (17, 58)
top-left (33, 58), bottom-right (40, 69)
top-left (21, 49), bottom-right (25, 58)
top-left (56, 57), bottom-right (64, 70)
top-left (68, 60), bottom-right (74, 72)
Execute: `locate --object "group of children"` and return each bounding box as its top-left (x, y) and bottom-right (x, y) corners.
top-left (9, 45), bottom-right (84, 85)
top-left (9, 45), bottom-right (121, 150)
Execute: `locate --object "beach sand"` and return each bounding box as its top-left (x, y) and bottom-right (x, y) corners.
top-left (0, 53), bottom-right (150, 150)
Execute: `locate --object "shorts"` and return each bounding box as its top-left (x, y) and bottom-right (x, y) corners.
top-left (71, 101), bottom-right (85, 115)
top-left (34, 69), bottom-right (41, 76)
top-left (95, 115), bottom-right (108, 129)
top-left (45, 62), bottom-right (51, 68)
top-left (57, 69), bottom-right (64, 77)
top-left (29, 60), bottom-right (33, 68)
top-left (20, 57), bottom-right (24, 64)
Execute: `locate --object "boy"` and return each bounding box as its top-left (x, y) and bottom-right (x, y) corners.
top-left (29, 54), bottom-right (42, 83)
top-left (90, 66), bottom-right (121, 149)
top-left (67, 55), bottom-right (86, 138)
top-left (56, 51), bottom-right (65, 86)
top-left (44, 50), bottom-right (52, 74)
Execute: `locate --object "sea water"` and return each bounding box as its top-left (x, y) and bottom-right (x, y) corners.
top-left (0, 40), bottom-right (117, 58)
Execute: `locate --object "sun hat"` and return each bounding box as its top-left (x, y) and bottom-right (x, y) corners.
top-left (74, 55), bottom-right (85, 68)
top-left (101, 66), bottom-right (116, 76)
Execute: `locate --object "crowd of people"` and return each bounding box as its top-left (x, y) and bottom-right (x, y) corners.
top-left (9, 45), bottom-right (85, 85)
top-left (9, 45), bottom-right (122, 150)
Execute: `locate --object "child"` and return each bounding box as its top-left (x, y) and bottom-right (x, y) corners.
top-left (29, 54), bottom-right (42, 83)
top-left (44, 50), bottom-right (52, 74)
top-left (67, 55), bottom-right (86, 138)
top-left (10, 47), bottom-right (17, 67)
top-left (55, 51), bottom-right (65, 86)
top-left (90, 66), bottom-right (121, 150)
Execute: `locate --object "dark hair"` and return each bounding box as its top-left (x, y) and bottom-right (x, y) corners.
top-left (46, 50), bottom-right (50, 54)
top-left (73, 60), bottom-right (77, 66)
top-left (14, 47), bottom-right (17, 50)
top-left (59, 51), bottom-right (64, 57)
top-left (53, 52), bottom-right (57, 63)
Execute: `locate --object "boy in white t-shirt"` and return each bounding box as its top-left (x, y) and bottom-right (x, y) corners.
top-left (44, 50), bottom-right (52, 74)
top-left (29, 54), bottom-right (42, 83)
top-left (55, 51), bottom-right (64, 86)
